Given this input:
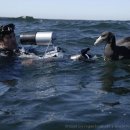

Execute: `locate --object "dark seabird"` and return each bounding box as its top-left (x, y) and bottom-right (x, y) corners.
top-left (94, 32), bottom-right (130, 61)
top-left (70, 48), bottom-right (93, 61)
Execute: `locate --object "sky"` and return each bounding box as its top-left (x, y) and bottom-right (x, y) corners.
top-left (0, 0), bottom-right (130, 20)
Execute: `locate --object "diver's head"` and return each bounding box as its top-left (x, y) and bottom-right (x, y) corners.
top-left (0, 24), bottom-right (17, 50)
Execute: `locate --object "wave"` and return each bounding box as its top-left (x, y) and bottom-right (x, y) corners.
top-left (87, 21), bottom-right (129, 30)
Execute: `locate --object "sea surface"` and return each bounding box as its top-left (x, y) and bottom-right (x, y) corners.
top-left (0, 18), bottom-right (130, 130)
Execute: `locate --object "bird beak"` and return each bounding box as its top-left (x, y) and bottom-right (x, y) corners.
top-left (94, 36), bottom-right (103, 45)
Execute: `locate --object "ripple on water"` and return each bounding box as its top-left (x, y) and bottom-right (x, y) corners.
top-left (0, 19), bottom-right (130, 130)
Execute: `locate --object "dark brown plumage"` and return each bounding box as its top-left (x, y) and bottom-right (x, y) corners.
top-left (94, 32), bottom-right (130, 60)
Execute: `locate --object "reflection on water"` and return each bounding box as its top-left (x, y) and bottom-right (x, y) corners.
top-left (100, 61), bottom-right (130, 95)
top-left (0, 57), bottom-right (21, 81)
top-left (0, 57), bottom-right (21, 96)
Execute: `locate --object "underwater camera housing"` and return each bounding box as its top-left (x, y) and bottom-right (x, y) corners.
top-left (20, 32), bottom-right (64, 59)
top-left (20, 32), bottom-right (54, 45)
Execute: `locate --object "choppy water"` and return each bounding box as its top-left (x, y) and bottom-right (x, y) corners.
top-left (0, 18), bottom-right (130, 130)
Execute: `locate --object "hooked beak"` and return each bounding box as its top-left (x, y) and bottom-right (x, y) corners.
top-left (94, 36), bottom-right (103, 45)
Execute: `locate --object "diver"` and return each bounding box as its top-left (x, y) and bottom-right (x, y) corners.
top-left (0, 23), bottom-right (37, 57)
top-left (0, 23), bottom-right (44, 66)
top-left (0, 23), bottom-right (65, 65)
top-left (0, 24), bottom-right (18, 56)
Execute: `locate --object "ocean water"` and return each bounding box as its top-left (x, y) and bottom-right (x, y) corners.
top-left (0, 18), bottom-right (130, 130)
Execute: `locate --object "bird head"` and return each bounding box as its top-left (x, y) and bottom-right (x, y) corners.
top-left (94, 32), bottom-right (115, 45)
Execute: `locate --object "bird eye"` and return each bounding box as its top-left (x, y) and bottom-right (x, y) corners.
top-left (102, 34), bottom-right (106, 37)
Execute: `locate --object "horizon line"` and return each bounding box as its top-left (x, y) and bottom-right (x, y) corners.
top-left (0, 16), bottom-right (130, 21)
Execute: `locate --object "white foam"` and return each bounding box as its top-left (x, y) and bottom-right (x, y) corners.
top-left (19, 49), bottom-right (64, 61)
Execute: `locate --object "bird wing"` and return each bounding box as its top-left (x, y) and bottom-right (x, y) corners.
top-left (117, 42), bottom-right (130, 49)
top-left (116, 37), bottom-right (130, 49)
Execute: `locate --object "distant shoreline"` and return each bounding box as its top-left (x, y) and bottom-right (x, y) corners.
top-left (0, 16), bottom-right (130, 21)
